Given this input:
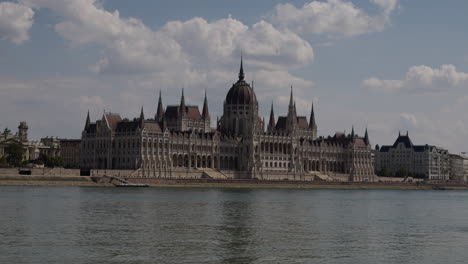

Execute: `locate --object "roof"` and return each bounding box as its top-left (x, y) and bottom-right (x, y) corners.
top-left (104, 113), bottom-right (122, 131)
top-left (87, 123), bottom-right (96, 134)
top-left (297, 116), bottom-right (309, 129)
top-left (165, 105), bottom-right (202, 121)
top-left (143, 122), bottom-right (162, 133)
top-left (225, 79), bottom-right (257, 105)
top-left (275, 116), bottom-right (287, 130)
top-left (116, 121), bottom-right (140, 132)
top-left (378, 135), bottom-right (435, 152)
top-left (354, 138), bottom-right (367, 147)
top-left (392, 135), bottom-right (414, 148)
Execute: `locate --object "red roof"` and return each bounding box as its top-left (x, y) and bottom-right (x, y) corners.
top-left (354, 138), bottom-right (367, 147)
top-left (104, 114), bottom-right (122, 131)
top-left (297, 116), bottom-right (309, 129)
top-left (165, 105), bottom-right (202, 121)
top-left (144, 122), bottom-right (162, 132)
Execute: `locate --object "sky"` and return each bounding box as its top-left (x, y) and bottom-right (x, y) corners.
top-left (1, 0), bottom-right (468, 153)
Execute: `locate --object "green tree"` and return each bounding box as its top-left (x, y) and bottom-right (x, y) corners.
top-left (37, 153), bottom-right (64, 168)
top-left (2, 128), bottom-right (11, 139)
top-left (5, 142), bottom-right (25, 167)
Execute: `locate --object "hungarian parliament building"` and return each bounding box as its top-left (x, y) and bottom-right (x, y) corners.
top-left (80, 60), bottom-right (374, 181)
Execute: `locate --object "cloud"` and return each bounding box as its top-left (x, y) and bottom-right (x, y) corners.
top-left (0, 2), bottom-right (34, 44)
top-left (11, 0), bottom-right (316, 133)
top-left (271, 0), bottom-right (399, 36)
top-left (363, 64), bottom-right (468, 93)
top-left (19, 0), bottom-right (313, 76)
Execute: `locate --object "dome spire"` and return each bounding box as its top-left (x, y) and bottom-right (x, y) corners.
top-left (239, 55), bottom-right (244, 81)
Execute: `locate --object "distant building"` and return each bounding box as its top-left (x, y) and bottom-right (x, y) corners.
top-left (449, 154), bottom-right (468, 182)
top-left (80, 59), bottom-right (374, 181)
top-left (60, 139), bottom-right (81, 168)
top-left (375, 132), bottom-right (450, 180)
top-left (0, 122), bottom-right (31, 162)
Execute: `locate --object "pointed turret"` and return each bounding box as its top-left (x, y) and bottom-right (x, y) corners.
top-left (309, 103), bottom-right (317, 129)
top-left (84, 110), bottom-right (90, 131)
top-left (239, 56), bottom-right (245, 81)
top-left (139, 106), bottom-right (145, 128)
top-left (364, 127), bottom-right (370, 145)
top-left (179, 88), bottom-right (186, 116)
top-left (156, 90), bottom-right (164, 122)
top-left (202, 89), bottom-right (210, 120)
top-left (268, 102), bottom-right (276, 131)
top-left (287, 86), bottom-right (296, 117)
top-left (351, 125), bottom-right (355, 139)
top-left (289, 85), bottom-right (294, 110)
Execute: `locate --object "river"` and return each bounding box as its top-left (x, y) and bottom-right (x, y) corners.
top-left (1, 186), bottom-right (468, 263)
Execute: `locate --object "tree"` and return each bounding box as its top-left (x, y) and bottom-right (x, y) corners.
top-left (5, 142), bottom-right (25, 167)
top-left (2, 128), bottom-right (11, 139)
top-left (37, 153), bottom-right (64, 168)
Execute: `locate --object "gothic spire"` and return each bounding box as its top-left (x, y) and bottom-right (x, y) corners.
top-left (239, 55), bottom-right (244, 81)
top-left (179, 88), bottom-right (186, 116)
top-left (351, 125), bottom-right (355, 139)
top-left (309, 103), bottom-right (316, 129)
top-left (139, 106), bottom-right (145, 128)
top-left (287, 85), bottom-right (295, 117)
top-left (85, 110), bottom-right (90, 131)
top-left (268, 102), bottom-right (276, 131)
top-left (364, 127), bottom-right (370, 145)
top-left (202, 89), bottom-right (210, 119)
top-left (156, 90), bottom-right (164, 122)
top-left (289, 85), bottom-right (294, 108)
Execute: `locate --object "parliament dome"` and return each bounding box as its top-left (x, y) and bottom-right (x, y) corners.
top-left (225, 59), bottom-right (257, 105)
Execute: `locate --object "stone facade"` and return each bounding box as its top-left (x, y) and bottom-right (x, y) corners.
top-left (60, 139), bottom-right (81, 168)
top-left (375, 133), bottom-right (450, 180)
top-left (80, 60), bottom-right (375, 181)
top-left (449, 154), bottom-right (468, 182)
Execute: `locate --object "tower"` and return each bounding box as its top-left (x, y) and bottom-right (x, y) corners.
top-left (202, 90), bottom-right (211, 132)
top-left (18, 122), bottom-right (28, 142)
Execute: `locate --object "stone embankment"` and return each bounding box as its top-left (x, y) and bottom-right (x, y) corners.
top-left (0, 168), bottom-right (466, 190)
top-left (0, 175), bottom-right (111, 187)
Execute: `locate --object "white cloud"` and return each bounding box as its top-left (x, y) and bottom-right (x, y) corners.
top-left (363, 64), bottom-right (468, 93)
top-left (13, 0), bottom-right (316, 131)
top-left (0, 2), bottom-right (33, 44)
top-left (19, 0), bottom-right (313, 76)
top-left (271, 0), bottom-right (398, 36)
top-left (399, 112), bottom-right (418, 130)
top-left (370, 0), bottom-right (398, 13)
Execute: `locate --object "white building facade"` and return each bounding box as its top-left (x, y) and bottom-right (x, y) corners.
top-left (375, 133), bottom-right (450, 180)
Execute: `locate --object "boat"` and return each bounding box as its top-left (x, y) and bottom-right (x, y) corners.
top-left (114, 183), bottom-right (149, 187)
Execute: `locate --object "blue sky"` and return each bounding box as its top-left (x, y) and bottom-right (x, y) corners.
top-left (1, 0), bottom-right (468, 152)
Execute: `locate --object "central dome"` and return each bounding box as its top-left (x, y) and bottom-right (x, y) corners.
top-left (225, 59), bottom-right (257, 105)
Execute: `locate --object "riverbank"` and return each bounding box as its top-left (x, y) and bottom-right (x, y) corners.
top-left (0, 175), bottom-right (112, 187)
top-left (1, 175), bottom-right (467, 190)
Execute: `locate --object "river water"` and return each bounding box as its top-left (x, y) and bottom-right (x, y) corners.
top-left (1, 186), bottom-right (468, 264)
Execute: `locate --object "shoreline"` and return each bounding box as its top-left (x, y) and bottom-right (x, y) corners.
top-left (0, 175), bottom-right (467, 190)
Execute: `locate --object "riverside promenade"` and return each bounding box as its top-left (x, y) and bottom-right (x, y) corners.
top-left (1, 173), bottom-right (467, 190)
